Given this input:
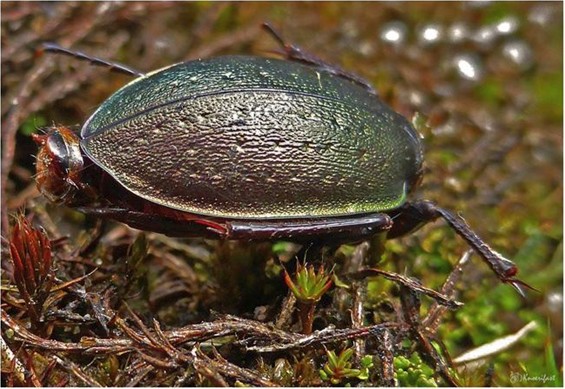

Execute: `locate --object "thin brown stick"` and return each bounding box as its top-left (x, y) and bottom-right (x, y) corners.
top-left (274, 291), bottom-right (296, 329)
top-left (423, 250), bottom-right (472, 332)
top-left (193, 346), bottom-right (277, 387)
top-left (348, 268), bottom-right (464, 309)
top-left (52, 355), bottom-right (102, 387)
top-left (244, 322), bottom-right (405, 352)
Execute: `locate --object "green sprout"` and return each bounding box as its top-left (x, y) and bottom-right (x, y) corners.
top-left (284, 263), bottom-right (332, 334)
top-left (284, 263), bottom-right (332, 303)
top-left (319, 348), bottom-right (373, 385)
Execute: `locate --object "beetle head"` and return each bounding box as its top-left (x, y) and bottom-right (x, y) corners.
top-left (33, 127), bottom-right (83, 203)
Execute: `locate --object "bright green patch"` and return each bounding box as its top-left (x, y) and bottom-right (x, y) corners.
top-left (20, 114), bottom-right (47, 136)
top-left (394, 353), bottom-right (438, 387)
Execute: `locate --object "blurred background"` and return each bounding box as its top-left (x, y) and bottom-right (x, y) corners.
top-left (2, 2), bottom-right (562, 386)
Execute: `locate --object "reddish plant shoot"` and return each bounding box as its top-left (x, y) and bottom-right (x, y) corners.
top-left (8, 215), bottom-right (54, 326)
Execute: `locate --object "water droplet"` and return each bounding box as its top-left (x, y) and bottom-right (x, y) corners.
top-left (358, 41), bottom-right (374, 57)
top-left (502, 40), bottom-right (534, 70)
top-left (453, 54), bottom-right (483, 81)
top-left (529, 4), bottom-right (554, 25)
top-left (379, 21), bottom-right (408, 46)
top-left (465, 0), bottom-right (491, 8)
top-left (495, 16), bottom-right (519, 35)
top-left (418, 24), bottom-right (443, 45)
top-left (473, 26), bottom-right (497, 45)
top-left (546, 291), bottom-right (563, 313)
top-left (446, 177), bottom-right (464, 192)
top-left (447, 22), bottom-right (471, 43)
top-left (408, 89), bottom-right (426, 107)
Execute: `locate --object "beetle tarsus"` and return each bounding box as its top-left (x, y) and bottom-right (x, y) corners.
top-left (431, 204), bottom-right (533, 294)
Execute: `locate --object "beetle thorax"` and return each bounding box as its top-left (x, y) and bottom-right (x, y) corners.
top-left (33, 127), bottom-right (84, 203)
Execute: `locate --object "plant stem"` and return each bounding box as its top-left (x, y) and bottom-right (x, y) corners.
top-left (297, 301), bottom-right (315, 335)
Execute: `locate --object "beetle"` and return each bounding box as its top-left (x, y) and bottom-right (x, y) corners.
top-left (33, 24), bottom-right (530, 294)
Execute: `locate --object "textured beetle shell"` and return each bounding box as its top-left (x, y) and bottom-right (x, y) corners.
top-left (81, 56), bottom-right (423, 219)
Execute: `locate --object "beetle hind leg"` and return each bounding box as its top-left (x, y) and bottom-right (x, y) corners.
top-left (432, 205), bottom-right (536, 295)
top-left (262, 23), bottom-right (378, 95)
top-left (389, 200), bottom-right (532, 294)
top-left (227, 213), bottom-right (393, 243)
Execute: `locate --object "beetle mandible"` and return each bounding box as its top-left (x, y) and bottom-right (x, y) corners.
top-left (33, 24), bottom-right (530, 294)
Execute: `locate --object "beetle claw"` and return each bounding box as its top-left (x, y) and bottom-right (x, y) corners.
top-left (510, 281), bottom-right (527, 298)
top-left (507, 278), bottom-right (539, 297)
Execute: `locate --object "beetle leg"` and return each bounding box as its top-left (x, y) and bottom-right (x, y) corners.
top-left (388, 200), bottom-right (534, 295)
top-left (262, 23), bottom-right (378, 95)
top-left (74, 206), bottom-right (227, 238)
top-left (226, 213), bottom-right (392, 242)
top-left (192, 218), bottom-right (229, 236)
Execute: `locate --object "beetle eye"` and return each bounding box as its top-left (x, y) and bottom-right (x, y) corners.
top-left (46, 131), bottom-right (73, 177)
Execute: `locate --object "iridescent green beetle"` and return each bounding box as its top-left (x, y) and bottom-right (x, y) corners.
top-left (33, 25), bottom-right (529, 293)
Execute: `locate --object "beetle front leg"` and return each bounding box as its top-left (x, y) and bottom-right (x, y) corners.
top-left (388, 200), bottom-right (533, 295)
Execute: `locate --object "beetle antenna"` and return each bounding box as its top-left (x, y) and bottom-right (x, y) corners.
top-left (39, 42), bottom-right (145, 78)
top-left (261, 22), bottom-right (314, 64)
top-left (261, 22), bottom-right (288, 48)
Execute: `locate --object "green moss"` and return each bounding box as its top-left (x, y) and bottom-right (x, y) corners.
top-left (529, 72), bottom-right (563, 122)
top-left (482, 3), bottom-right (517, 24)
top-left (475, 78), bottom-right (505, 107)
top-left (20, 114), bottom-right (47, 136)
top-left (394, 353), bottom-right (438, 387)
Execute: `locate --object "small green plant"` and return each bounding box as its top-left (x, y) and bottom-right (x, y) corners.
top-left (284, 262), bottom-right (332, 304)
top-left (319, 348), bottom-right (373, 385)
top-left (394, 353), bottom-right (437, 387)
top-left (284, 262), bottom-right (332, 334)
